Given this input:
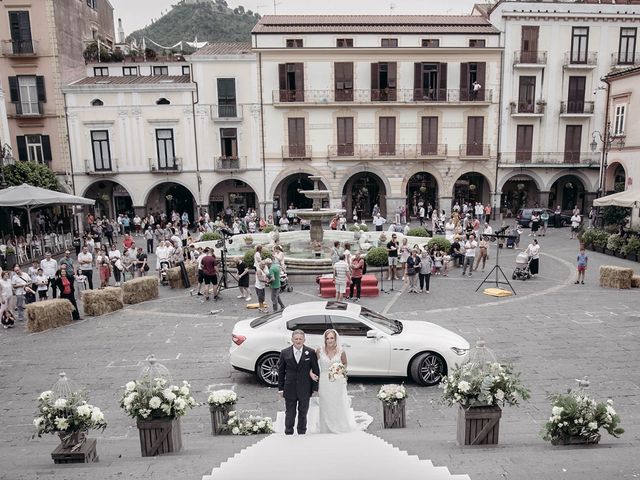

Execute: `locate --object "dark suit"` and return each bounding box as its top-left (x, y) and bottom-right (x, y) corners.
top-left (277, 345), bottom-right (319, 435)
top-left (53, 274), bottom-right (80, 320)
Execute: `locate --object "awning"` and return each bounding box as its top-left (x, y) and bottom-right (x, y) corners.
top-left (593, 189), bottom-right (640, 208)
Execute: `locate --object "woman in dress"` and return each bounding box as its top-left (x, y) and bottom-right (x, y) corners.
top-left (525, 238), bottom-right (540, 276)
top-left (398, 237), bottom-right (411, 281)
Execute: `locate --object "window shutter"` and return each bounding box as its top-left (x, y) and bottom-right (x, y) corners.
top-left (371, 63), bottom-right (379, 99)
top-left (294, 63), bottom-right (304, 102)
top-left (414, 63), bottom-right (422, 100)
top-left (439, 62), bottom-right (448, 91)
top-left (476, 62), bottom-right (486, 101)
top-left (36, 76), bottom-right (46, 102)
top-left (387, 62), bottom-right (397, 87)
top-left (278, 64), bottom-right (286, 101)
top-left (16, 136), bottom-right (28, 161)
top-left (42, 135), bottom-right (52, 162)
top-left (8, 77), bottom-right (20, 102)
top-left (460, 63), bottom-right (469, 101)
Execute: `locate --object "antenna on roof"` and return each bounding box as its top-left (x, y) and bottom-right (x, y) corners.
top-left (389, 3), bottom-right (396, 14)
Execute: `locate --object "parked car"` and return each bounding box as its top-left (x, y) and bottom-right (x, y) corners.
top-left (229, 301), bottom-right (470, 387)
top-left (516, 208), bottom-right (571, 228)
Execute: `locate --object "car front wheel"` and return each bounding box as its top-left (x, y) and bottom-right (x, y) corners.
top-left (256, 353), bottom-right (280, 387)
top-left (410, 352), bottom-right (446, 386)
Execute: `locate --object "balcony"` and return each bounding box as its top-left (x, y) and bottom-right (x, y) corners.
top-left (282, 145), bottom-right (312, 159)
top-left (212, 104), bottom-right (242, 121)
top-left (513, 50), bottom-right (547, 67)
top-left (459, 144), bottom-right (491, 160)
top-left (327, 144), bottom-right (448, 160)
top-left (611, 52), bottom-right (640, 67)
top-left (499, 151), bottom-right (598, 167)
top-left (149, 157), bottom-right (182, 172)
top-left (509, 101), bottom-right (545, 116)
top-left (272, 88), bottom-right (493, 105)
top-left (214, 156), bottom-right (246, 171)
top-left (560, 101), bottom-right (594, 116)
top-left (84, 158), bottom-right (117, 174)
top-left (563, 52), bottom-right (598, 69)
top-left (11, 101), bottom-right (44, 117)
top-left (2, 39), bottom-right (38, 56)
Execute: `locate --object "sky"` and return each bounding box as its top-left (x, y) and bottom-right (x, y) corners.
top-left (110, 0), bottom-right (483, 36)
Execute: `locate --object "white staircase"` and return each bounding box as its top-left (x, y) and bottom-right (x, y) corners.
top-left (202, 431), bottom-right (470, 480)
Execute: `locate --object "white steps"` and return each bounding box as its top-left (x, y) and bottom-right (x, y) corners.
top-left (202, 431), bottom-right (470, 480)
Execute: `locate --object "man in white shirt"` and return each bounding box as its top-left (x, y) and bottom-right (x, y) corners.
top-left (40, 252), bottom-right (58, 298)
top-left (462, 234), bottom-right (478, 277)
top-left (77, 246), bottom-right (94, 290)
top-left (373, 214), bottom-right (386, 231)
top-left (11, 265), bottom-right (32, 321)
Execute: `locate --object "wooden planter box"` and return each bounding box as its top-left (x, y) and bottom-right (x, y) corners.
top-left (137, 417), bottom-right (182, 457)
top-left (615, 251), bottom-right (626, 259)
top-left (627, 253), bottom-right (638, 262)
top-left (555, 433), bottom-right (600, 446)
top-left (382, 399), bottom-right (406, 429)
top-left (210, 404), bottom-right (232, 435)
top-left (457, 405), bottom-right (502, 445)
top-left (51, 437), bottom-right (98, 464)
top-left (594, 246), bottom-right (605, 253)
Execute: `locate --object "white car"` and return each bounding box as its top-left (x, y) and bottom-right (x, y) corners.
top-left (229, 301), bottom-right (469, 387)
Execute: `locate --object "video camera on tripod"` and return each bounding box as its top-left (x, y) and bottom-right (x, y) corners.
top-left (215, 228), bottom-right (234, 250)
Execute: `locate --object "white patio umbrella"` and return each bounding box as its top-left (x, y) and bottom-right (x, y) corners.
top-left (593, 189), bottom-right (640, 208)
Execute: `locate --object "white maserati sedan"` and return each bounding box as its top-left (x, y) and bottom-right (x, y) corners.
top-left (229, 301), bottom-right (470, 387)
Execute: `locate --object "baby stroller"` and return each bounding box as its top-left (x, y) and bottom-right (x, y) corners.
top-left (433, 219), bottom-right (445, 235)
top-left (280, 270), bottom-right (293, 292)
top-left (159, 260), bottom-right (171, 286)
top-left (512, 252), bottom-right (532, 281)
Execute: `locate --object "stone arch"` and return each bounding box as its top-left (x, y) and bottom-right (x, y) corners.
top-left (141, 179), bottom-right (199, 207)
top-left (205, 176), bottom-right (262, 203)
top-left (447, 164), bottom-right (495, 193)
top-left (82, 179), bottom-right (135, 219)
top-left (400, 164), bottom-right (445, 196)
top-left (497, 169), bottom-right (544, 192)
top-left (268, 165), bottom-right (327, 201)
top-left (82, 178), bottom-right (134, 199)
top-left (605, 161), bottom-right (627, 192)
top-left (545, 169), bottom-right (594, 192)
top-left (336, 163), bottom-right (393, 200)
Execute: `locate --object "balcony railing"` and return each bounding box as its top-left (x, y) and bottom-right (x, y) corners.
top-left (459, 144), bottom-right (491, 159)
top-left (11, 101), bottom-right (44, 116)
top-left (272, 88), bottom-right (493, 104)
top-left (327, 144), bottom-right (448, 159)
top-left (563, 51), bottom-right (598, 67)
top-left (149, 157), bottom-right (182, 172)
top-left (611, 52), bottom-right (640, 67)
top-left (213, 104), bottom-right (241, 119)
top-left (560, 101), bottom-right (594, 115)
top-left (509, 102), bottom-right (546, 115)
top-left (499, 151), bottom-right (598, 166)
top-left (214, 156), bottom-right (246, 171)
top-left (513, 50), bottom-right (547, 65)
top-left (282, 145), bottom-right (312, 159)
top-left (2, 39), bottom-right (37, 56)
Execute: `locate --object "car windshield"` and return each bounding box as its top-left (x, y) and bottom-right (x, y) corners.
top-left (359, 307), bottom-right (402, 335)
top-left (250, 311), bottom-right (282, 328)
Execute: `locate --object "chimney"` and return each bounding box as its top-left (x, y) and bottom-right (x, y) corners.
top-left (118, 18), bottom-right (125, 44)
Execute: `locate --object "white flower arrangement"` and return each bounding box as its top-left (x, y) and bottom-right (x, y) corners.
top-left (34, 390), bottom-right (107, 438)
top-left (377, 384), bottom-right (407, 405)
top-left (207, 389), bottom-right (238, 407)
top-left (119, 378), bottom-right (197, 420)
top-left (226, 410), bottom-right (274, 435)
top-left (328, 362), bottom-right (347, 382)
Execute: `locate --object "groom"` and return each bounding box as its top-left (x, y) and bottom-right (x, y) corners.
top-left (277, 329), bottom-right (320, 435)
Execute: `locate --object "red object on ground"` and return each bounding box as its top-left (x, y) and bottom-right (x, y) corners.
top-left (318, 274), bottom-right (379, 298)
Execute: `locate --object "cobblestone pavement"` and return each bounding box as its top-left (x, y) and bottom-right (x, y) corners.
top-left (0, 227), bottom-right (638, 480)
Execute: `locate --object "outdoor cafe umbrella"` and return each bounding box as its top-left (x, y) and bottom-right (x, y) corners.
top-left (593, 189), bottom-right (640, 208)
top-left (0, 183), bottom-right (95, 233)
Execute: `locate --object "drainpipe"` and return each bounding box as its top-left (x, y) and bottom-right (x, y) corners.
top-left (191, 70), bottom-right (202, 217)
top-left (493, 35), bottom-right (505, 222)
top-left (63, 91), bottom-right (80, 233)
top-left (258, 50), bottom-right (268, 219)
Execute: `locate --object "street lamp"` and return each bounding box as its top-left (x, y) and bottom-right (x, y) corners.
top-left (0, 142), bottom-right (15, 188)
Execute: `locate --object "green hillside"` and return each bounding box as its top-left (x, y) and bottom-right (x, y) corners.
top-left (127, 0), bottom-right (259, 48)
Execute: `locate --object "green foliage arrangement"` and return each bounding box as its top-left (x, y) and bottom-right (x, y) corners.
top-left (200, 232), bottom-right (222, 242)
top-left (33, 390), bottom-right (107, 437)
top-left (263, 225), bottom-right (277, 233)
top-left (4, 163), bottom-right (59, 191)
top-left (589, 229), bottom-right (610, 248)
top-left (243, 248), bottom-right (272, 268)
top-left (406, 227), bottom-right (430, 237)
top-left (349, 224), bottom-right (369, 232)
top-left (426, 237), bottom-right (451, 252)
top-left (365, 247), bottom-right (388, 267)
top-left (606, 233), bottom-right (626, 252)
top-left (621, 236), bottom-right (640, 256)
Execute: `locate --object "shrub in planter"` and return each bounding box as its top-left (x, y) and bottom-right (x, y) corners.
top-left (579, 229), bottom-right (601, 249)
top-left (427, 237), bottom-right (451, 253)
top-left (621, 236), bottom-right (640, 259)
top-left (349, 224), bottom-right (369, 232)
top-left (407, 227), bottom-right (430, 237)
top-left (591, 230), bottom-right (610, 249)
top-left (263, 225), bottom-right (276, 233)
top-left (606, 234), bottom-right (626, 253)
top-left (366, 247), bottom-right (388, 267)
top-left (200, 232), bottom-right (222, 242)
top-left (243, 248), bottom-right (272, 268)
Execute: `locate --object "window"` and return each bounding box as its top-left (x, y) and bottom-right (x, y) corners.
top-left (286, 39), bottom-right (303, 48)
top-left (466, 116), bottom-right (484, 156)
top-left (414, 62), bottom-right (447, 101)
top-left (337, 117), bottom-right (354, 156)
top-left (16, 134), bottom-right (50, 163)
top-left (567, 76), bottom-right (586, 113)
top-left (278, 63), bottom-right (304, 102)
top-left (520, 26), bottom-right (539, 63)
top-left (570, 27), bottom-right (589, 64)
top-left (153, 66), bottom-right (169, 76)
top-left (26, 135), bottom-right (43, 162)
top-left (286, 315), bottom-right (327, 335)
top-left (618, 28), bottom-right (637, 64)
top-left (381, 38), bottom-right (398, 47)
top-left (469, 39), bottom-right (486, 48)
top-left (8, 75), bottom-right (45, 115)
top-left (517, 76), bottom-right (536, 113)
top-left (86, 0), bottom-right (97, 9)
top-left (182, 66), bottom-right (191, 75)
top-left (8, 11), bottom-right (33, 54)
top-left (614, 104), bottom-right (626, 136)
top-left (156, 98), bottom-right (171, 105)
top-left (336, 38), bottom-right (353, 48)
top-left (516, 125), bottom-right (533, 163)
top-left (220, 128), bottom-right (238, 158)
top-left (329, 315), bottom-right (370, 337)
top-left (564, 125), bottom-right (582, 163)
top-left (217, 78), bottom-right (237, 117)
top-left (371, 62), bottom-right (397, 101)
top-left (460, 62), bottom-right (486, 101)
top-left (90, 99), bottom-right (104, 106)
top-left (91, 130), bottom-right (111, 171)
top-left (156, 129), bottom-right (175, 169)
top-left (122, 66), bottom-right (138, 76)
top-left (334, 62), bottom-right (354, 101)
top-left (379, 117), bottom-right (396, 155)
top-left (93, 67), bottom-right (109, 77)
top-left (421, 117), bottom-right (438, 155)
top-left (287, 118), bottom-right (306, 157)
top-left (421, 39), bottom-right (440, 48)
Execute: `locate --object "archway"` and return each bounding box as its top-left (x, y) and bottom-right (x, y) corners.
top-left (342, 172), bottom-right (387, 220)
top-left (605, 162), bottom-right (626, 194)
top-left (83, 180), bottom-right (133, 219)
top-left (406, 172), bottom-right (439, 220)
top-left (452, 172), bottom-right (490, 209)
top-left (146, 182), bottom-right (196, 223)
top-left (273, 173), bottom-right (328, 213)
top-left (500, 175), bottom-right (541, 216)
top-left (208, 179), bottom-right (257, 223)
top-left (549, 175), bottom-right (586, 213)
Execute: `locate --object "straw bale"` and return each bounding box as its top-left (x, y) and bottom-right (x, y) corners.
top-left (631, 275), bottom-right (640, 288)
top-left (81, 287), bottom-right (124, 316)
top-left (26, 299), bottom-right (73, 333)
top-left (599, 265), bottom-right (633, 289)
top-left (122, 277), bottom-right (159, 304)
top-left (166, 263), bottom-right (198, 289)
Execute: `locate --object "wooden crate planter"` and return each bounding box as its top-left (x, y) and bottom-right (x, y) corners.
top-left (210, 405), bottom-right (232, 435)
top-left (137, 417), bottom-right (182, 456)
top-left (457, 405), bottom-right (502, 445)
top-left (51, 437), bottom-right (98, 464)
top-left (382, 400), bottom-right (406, 429)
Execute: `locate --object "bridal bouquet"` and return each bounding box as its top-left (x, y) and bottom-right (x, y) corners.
top-left (207, 389), bottom-right (237, 407)
top-left (328, 362), bottom-right (347, 381)
top-left (120, 378), bottom-right (197, 420)
top-left (377, 384), bottom-right (407, 405)
top-left (34, 390), bottom-right (107, 437)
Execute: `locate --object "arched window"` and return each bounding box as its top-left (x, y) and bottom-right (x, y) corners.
top-left (156, 98), bottom-right (171, 105)
top-left (91, 98), bottom-right (104, 106)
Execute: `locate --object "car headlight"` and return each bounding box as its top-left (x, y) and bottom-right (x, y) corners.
top-left (451, 347), bottom-right (469, 356)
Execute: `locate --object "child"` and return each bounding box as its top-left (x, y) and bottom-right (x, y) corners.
top-left (575, 248), bottom-right (588, 285)
top-left (99, 259), bottom-right (111, 288)
top-left (76, 268), bottom-right (87, 292)
top-left (433, 248), bottom-right (443, 275)
top-left (35, 268), bottom-right (49, 301)
top-left (442, 254), bottom-right (451, 277)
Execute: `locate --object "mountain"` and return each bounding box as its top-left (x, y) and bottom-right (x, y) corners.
top-left (127, 0), bottom-right (259, 49)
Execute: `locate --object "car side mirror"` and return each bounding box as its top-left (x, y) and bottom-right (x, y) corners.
top-left (366, 330), bottom-right (382, 339)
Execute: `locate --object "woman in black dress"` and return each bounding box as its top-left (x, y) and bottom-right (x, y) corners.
top-left (236, 258), bottom-right (251, 302)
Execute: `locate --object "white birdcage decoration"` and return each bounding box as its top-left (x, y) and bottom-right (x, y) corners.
top-left (137, 355), bottom-right (172, 393)
top-left (52, 372), bottom-right (80, 400)
top-left (465, 339), bottom-right (498, 374)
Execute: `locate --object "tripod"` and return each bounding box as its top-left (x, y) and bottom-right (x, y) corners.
top-left (214, 234), bottom-right (239, 297)
top-left (475, 234), bottom-right (516, 295)
top-left (379, 266), bottom-right (390, 294)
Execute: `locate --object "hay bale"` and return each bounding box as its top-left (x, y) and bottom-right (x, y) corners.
top-left (122, 277), bottom-right (159, 304)
top-left (599, 265), bottom-right (633, 289)
top-left (632, 275), bottom-right (640, 288)
top-left (26, 299), bottom-right (73, 333)
top-left (166, 263), bottom-right (198, 289)
top-left (81, 287), bottom-right (124, 316)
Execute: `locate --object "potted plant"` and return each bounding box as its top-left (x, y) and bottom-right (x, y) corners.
top-left (227, 410), bottom-right (274, 435)
top-left (606, 233), bottom-right (626, 257)
top-left (440, 361), bottom-right (530, 445)
top-left (621, 235), bottom-right (640, 262)
top-left (542, 391), bottom-right (623, 445)
top-left (207, 390), bottom-right (237, 435)
top-left (592, 230), bottom-right (609, 254)
top-left (377, 384), bottom-right (407, 428)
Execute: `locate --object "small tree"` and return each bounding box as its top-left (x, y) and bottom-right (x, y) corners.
top-left (4, 162), bottom-right (60, 191)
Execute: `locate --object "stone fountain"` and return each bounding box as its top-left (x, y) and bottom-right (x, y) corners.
top-left (292, 175), bottom-right (345, 244)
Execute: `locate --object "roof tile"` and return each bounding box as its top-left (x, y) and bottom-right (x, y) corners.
top-left (72, 75), bottom-right (191, 86)
top-left (191, 42), bottom-right (253, 56)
